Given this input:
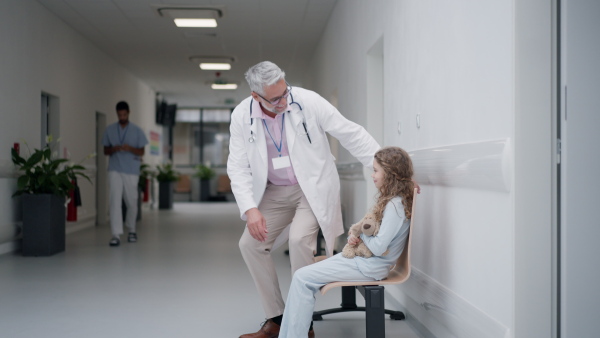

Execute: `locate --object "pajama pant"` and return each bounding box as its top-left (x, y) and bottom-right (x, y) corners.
top-left (279, 253), bottom-right (376, 338)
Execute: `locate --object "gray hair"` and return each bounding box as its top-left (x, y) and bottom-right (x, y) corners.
top-left (245, 61), bottom-right (286, 95)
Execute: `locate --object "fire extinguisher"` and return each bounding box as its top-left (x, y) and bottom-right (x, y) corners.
top-left (143, 178), bottom-right (150, 202)
top-left (67, 179), bottom-right (81, 221)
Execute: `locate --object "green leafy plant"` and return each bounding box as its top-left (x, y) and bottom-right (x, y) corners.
top-left (138, 163), bottom-right (154, 189)
top-left (11, 136), bottom-right (93, 198)
top-left (155, 162), bottom-right (179, 182)
top-left (194, 164), bottom-right (215, 180)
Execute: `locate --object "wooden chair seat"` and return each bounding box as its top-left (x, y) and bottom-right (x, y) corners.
top-left (319, 267), bottom-right (410, 295)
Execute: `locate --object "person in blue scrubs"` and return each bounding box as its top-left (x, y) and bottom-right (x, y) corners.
top-left (102, 101), bottom-right (148, 247)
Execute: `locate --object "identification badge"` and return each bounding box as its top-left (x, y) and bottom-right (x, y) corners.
top-left (272, 156), bottom-right (291, 170)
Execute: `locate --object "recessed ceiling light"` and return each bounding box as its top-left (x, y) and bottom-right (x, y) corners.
top-left (200, 63), bottom-right (231, 70)
top-left (211, 83), bottom-right (238, 90)
top-left (174, 18), bottom-right (217, 27)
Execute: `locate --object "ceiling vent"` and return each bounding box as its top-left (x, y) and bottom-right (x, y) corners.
top-left (153, 5), bottom-right (225, 20)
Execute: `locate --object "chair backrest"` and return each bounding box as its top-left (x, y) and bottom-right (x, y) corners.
top-left (174, 174), bottom-right (191, 193)
top-left (216, 174), bottom-right (232, 193)
top-left (319, 188), bottom-right (418, 294)
top-left (388, 187), bottom-right (417, 283)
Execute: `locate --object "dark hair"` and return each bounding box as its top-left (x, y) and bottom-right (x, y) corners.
top-left (116, 101), bottom-right (129, 112)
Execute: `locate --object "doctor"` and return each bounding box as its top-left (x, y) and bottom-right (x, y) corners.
top-left (229, 61), bottom-right (380, 338)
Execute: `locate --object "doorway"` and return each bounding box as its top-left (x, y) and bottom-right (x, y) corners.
top-left (366, 37), bottom-right (384, 206)
top-left (41, 93), bottom-right (60, 148)
top-left (96, 112), bottom-right (108, 226)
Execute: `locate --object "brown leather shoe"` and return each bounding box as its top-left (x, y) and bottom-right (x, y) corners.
top-left (239, 319), bottom-right (280, 338)
top-left (308, 328), bottom-right (315, 338)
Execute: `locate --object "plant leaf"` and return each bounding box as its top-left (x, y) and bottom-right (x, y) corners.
top-left (25, 150), bottom-right (44, 167)
top-left (11, 148), bottom-right (26, 165)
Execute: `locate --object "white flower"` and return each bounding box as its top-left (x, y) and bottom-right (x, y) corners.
top-left (46, 135), bottom-right (53, 143)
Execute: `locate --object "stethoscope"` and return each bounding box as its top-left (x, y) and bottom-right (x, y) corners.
top-left (248, 92), bottom-right (312, 144)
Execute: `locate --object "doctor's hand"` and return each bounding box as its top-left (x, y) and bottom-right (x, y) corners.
top-left (413, 179), bottom-right (421, 194)
top-left (245, 208), bottom-right (268, 242)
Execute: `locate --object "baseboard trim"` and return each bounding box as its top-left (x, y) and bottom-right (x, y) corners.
top-left (66, 215), bottom-right (96, 234)
top-left (0, 215), bottom-right (96, 256)
top-left (0, 240), bottom-right (18, 256)
top-left (385, 268), bottom-right (510, 338)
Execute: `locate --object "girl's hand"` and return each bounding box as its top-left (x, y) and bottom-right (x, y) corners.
top-left (348, 235), bottom-right (362, 246)
top-left (413, 179), bottom-right (421, 194)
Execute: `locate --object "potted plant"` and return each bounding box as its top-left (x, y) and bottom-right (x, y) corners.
top-left (194, 164), bottom-right (215, 201)
top-left (155, 162), bottom-right (179, 209)
top-left (11, 136), bottom-right (92, 256)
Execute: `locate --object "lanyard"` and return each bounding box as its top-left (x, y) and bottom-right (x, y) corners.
top-left (118, 124), bottom-right (129, 145)
top-left (262, 114), bottom-right (285, 156)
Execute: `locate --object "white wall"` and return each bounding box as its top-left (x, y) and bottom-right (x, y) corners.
top-left (0, 0), bottom-right (161, 250)
top-left (306, 1), bottom-right (534, 336)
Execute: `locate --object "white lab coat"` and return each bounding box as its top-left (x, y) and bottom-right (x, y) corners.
top-left (227, 87), bottom-right (380, 256)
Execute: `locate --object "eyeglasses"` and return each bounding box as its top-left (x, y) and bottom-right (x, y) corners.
top-left (255, 83), bottom-right (292, 105)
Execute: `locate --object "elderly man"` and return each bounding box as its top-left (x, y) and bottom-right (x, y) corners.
top-left (228, 61), bottom-right (380, 338)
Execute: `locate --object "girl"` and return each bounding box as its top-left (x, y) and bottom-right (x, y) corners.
top-left (279, 146), bottom-right (415, 338)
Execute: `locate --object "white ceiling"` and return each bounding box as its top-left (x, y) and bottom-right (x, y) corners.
top-left (35, 0), bottom-right (338, 107)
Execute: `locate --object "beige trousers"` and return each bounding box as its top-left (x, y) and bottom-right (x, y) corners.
top-left (239, 184), bottom-right (321, 318)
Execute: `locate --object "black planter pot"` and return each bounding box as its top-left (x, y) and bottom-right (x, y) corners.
top-left (21, 194), bottom-right (66, 257)
top-left (158, 181), bottom-right (174, 209)
top-left (200, 179), bottom-right (210, 201)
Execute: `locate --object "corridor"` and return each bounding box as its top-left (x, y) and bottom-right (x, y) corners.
top-left (0, 202), bottom-right (419, 338)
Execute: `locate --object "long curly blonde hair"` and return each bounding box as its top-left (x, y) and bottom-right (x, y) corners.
top-left (371, 147), bottom-right (414, 222)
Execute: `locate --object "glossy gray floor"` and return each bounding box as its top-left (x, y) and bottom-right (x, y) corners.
top-left (0, 202), bottom-right (420, 338)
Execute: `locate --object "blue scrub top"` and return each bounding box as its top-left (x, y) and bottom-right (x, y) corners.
top-left (102, 122), bottom-right (148, 175)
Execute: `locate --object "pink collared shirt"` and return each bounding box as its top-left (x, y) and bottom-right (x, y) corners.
top-left (251, 99), bottom-right (298, 186)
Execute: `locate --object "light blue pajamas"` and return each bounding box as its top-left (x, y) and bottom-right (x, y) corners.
top-left (279, 197), bottom-right (410, 338)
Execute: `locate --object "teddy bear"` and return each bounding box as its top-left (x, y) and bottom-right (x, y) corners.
top-left (341, 212), bottom-right (387, 258)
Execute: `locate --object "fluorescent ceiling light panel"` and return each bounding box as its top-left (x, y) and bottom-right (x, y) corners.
top-left (174, 18), bottom-right (217, 27)
top-left (200, 63), bottom-right (231, 70)
top-left (211, 83), bottom-right (238, 90)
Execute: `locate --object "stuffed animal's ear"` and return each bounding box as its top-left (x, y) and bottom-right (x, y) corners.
top-left (349, 221), bottom-right (362, 235)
